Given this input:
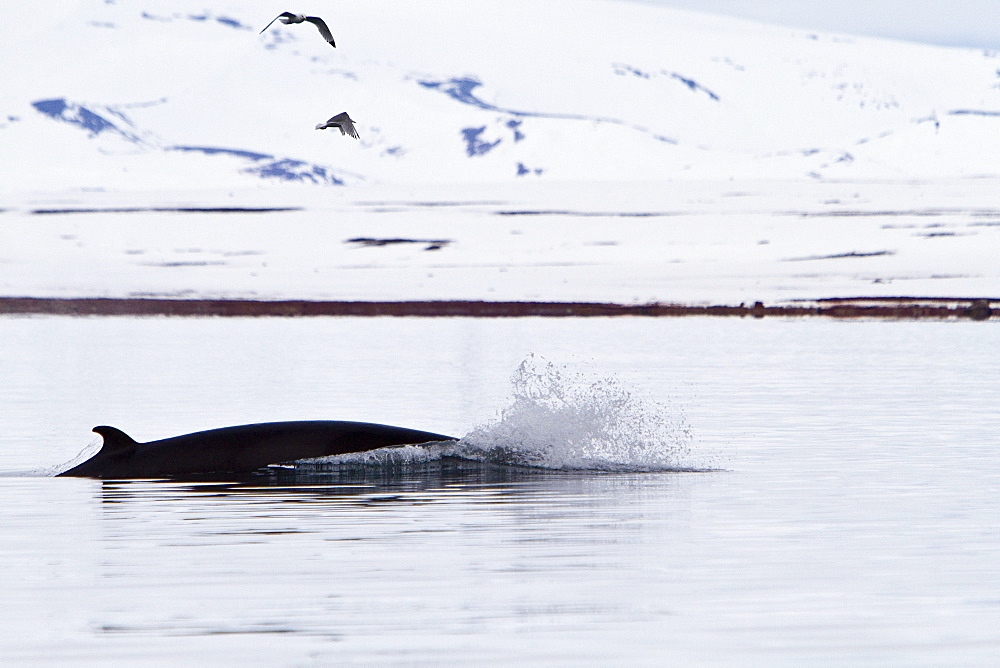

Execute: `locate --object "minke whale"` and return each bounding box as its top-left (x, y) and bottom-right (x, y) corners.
top-left (58, 421), bottom-right (458, 479)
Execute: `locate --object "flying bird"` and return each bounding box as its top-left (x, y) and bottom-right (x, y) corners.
top-left (316, 112), bottom-right (359, 139)
top-left (260, 12), bottom-right (336, 48)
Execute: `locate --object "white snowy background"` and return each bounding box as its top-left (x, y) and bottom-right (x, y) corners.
top-left (2, 0), bottom-right (999, 304)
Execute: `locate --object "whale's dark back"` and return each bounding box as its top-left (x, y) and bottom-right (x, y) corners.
top-left (57, 420), bottom-right (458, 479)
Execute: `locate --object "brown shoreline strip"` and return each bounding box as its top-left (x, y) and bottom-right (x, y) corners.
top-left (30, 207), bottom-right (301, 215)
top-left (0, 297), bottom-right (994, 320)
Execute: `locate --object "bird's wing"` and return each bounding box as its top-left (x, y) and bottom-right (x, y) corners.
top-left (320, 113), bottom-right (359, 138)
top-left (305, 16), bottom-right (336, 46)
top-left (259, 13), bottom-right (290, 34)
top-left (343, 118), bottom-right (360, 139)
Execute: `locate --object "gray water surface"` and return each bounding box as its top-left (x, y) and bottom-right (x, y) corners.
top-left (1, 316), bottom-right (997, 665)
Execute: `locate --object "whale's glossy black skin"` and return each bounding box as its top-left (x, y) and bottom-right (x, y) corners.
top-left (57, 421), bottom-right (458, 479)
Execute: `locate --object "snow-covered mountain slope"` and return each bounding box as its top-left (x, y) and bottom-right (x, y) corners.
top-left (2, 0), bottom-right (999, 191)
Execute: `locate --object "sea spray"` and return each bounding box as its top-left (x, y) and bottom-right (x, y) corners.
top-left (47, 436), bottom-right (103, 477)
top-left (457, 355), bottom-right (698, 471)
top-left (301, 442), bottom-right (442, 469)
top-left (298, 355), bottom-right (708, 473)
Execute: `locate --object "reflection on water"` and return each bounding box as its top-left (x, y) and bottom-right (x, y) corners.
top-left (96, 460), bottom-right (605, 505)
top-left (9, 467), bottom-right (687, 664)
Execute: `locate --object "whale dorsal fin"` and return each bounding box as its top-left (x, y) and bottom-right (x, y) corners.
top-left (92, 426), bottom-right (139, 453)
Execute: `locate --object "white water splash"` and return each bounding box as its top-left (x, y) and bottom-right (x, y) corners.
top-left (297, 443), bottom-right (445, 470)
top-left (43, 436), bottom-right (103, 477)
top-left (299, 355), bottom-right (708, 473)
top-left (454, 355), bottom-right (700, 472)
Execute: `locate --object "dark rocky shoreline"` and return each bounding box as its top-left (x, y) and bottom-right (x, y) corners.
top-left (0, 297), bottom-right (994, 320)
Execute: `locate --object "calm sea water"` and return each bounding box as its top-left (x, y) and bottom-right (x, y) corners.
top-left (1, 315), bottom-right (998, 665)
